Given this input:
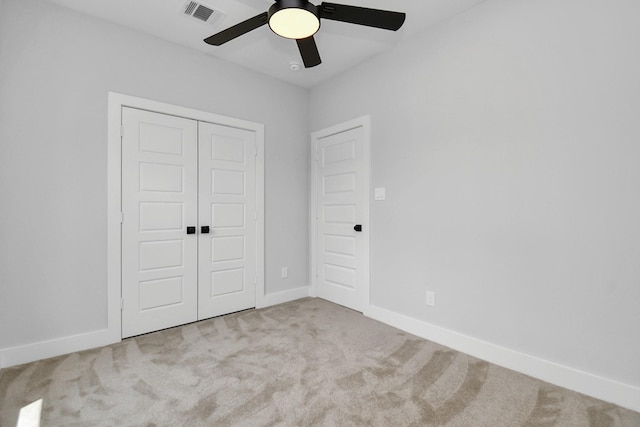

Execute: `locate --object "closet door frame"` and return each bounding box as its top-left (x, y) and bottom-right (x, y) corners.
top-left (107, 92), bottom-right (265, 341)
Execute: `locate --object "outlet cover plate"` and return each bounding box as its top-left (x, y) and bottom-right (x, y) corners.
top-left (426, 291), bottom-right (435, 307)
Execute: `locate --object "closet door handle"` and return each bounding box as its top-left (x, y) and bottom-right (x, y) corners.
top-left (354, 224), bottom-right (362, 232)
top-left (186, 226), bottom-right (196, 235)
top-left (201, 226), bottom-right (210, 234)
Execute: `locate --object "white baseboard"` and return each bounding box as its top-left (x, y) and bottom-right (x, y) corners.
top-left (258, 285), bottom-right (310, 308)
top-left (366, 304), bottom-right (640, 413)
top-left (1, 287), bottom-right (311, 370)
top-left (4, 293), bottom-right (636, 413)
top-left (0, 328), bottom-right (119, 369)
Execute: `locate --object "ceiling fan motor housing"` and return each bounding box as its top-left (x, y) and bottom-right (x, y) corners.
top-left (268, 0), bottom-right (321, 39)
top-left (204, 1), bottom-right (405, 69)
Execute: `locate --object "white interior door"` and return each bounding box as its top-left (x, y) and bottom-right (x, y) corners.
top-left (314, 124), bottom-right (369, 311)
top-left (198, 122), bottom-right (257, 319)
top-left (121, 107), bottom-right (198, 338)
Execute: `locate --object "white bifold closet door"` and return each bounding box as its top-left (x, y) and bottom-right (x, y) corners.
top-left (198, 122), bottom-right (257, 320)
top-left (121, 107), bottom-right (256, 338)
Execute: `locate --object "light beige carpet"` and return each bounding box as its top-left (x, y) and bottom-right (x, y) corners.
top-left (0, 298), bottom-right (638, 426)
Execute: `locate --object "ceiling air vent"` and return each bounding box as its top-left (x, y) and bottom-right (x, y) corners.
top-left (183, 1), bottom-right (218, 23)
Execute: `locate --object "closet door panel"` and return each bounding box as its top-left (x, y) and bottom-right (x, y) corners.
top-left (198, 123), bottom-right (257, 319)
top-left (121, 108), bottom-right (198, 338)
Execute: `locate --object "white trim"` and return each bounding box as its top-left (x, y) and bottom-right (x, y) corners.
top-left (254, 125), bottom-right (267, 310)
top-left (258, 286), bottom-right (310, 308)
top-left (367, 304), bottom-right (640, 413)
top-left (109, 92), bottom-right (266, 336)
top-left (107, 92), bottom-right (124, 347)
top-left (0, 94), bottom-right (266, 369)
top-left (0, 329), bottom-right (114, 368)
top-left (309, 135), bottom-right (318, 299)
top-left (310, 116), bottom-right (371, 311)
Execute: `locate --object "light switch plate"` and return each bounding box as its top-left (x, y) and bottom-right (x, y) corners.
top-left (374, 187), bottom-right (386, 201)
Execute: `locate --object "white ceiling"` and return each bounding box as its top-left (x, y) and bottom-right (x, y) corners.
top-left (44, 0), bottom-right (486, 88)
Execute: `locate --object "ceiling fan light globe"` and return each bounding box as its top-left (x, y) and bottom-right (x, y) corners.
top-left (268, 0), bottom-right (320, 40)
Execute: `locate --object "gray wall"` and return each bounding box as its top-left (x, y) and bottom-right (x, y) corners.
top-left (310, 0), bottom-right (640, 386)
top-left (3, 0), bottom-right (639, 396)
top-left (0, 0), bottom-right (309, 349)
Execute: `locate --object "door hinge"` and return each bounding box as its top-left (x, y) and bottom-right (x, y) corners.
top-left (120, 125), bottom-right (124, 137)
top-left (254, 142), bottom-right (258, 157)
top-left (120, 298), bottom-right (124, 310)
top-left (120, 212), bottom-right (124, 224)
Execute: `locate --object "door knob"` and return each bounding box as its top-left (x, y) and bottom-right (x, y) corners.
top-left (186, 226), bottom-right (196, 235)
top-left (201, 226), bottom-right (210, 234)
top-left (354, 224), bottom-right (362, 232)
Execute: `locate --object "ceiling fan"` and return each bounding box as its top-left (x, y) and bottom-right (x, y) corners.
top-left (203, 0), bottom-right (406, 68)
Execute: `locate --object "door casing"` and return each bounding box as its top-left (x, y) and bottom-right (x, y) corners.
top-left (309, 116), bottom-right (371, 313)
top-left (108, 92), bottom-right (265, 340)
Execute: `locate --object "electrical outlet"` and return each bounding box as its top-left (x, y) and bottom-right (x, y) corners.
top-left (426, 291), bottom-right (436, 307)
top-left (281, 267), bottom-right (288, 279)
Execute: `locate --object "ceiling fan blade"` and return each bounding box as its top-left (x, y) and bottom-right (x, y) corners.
top-left (296, 36), bottom-right (322, 68)
top-left (319, 2), bottom-right (405, 31)
top-left (204, 12), bottom-right (268, 46)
